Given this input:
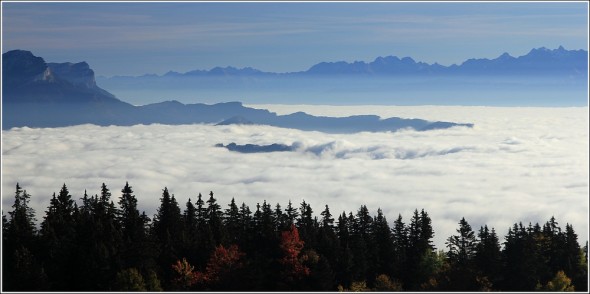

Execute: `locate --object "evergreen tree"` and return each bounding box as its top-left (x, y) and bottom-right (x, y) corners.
top-left (71, 184), bottom-right (124, 290)
top-left (335, 212), bottom-right (354, 288)
top-left (224, 197), bottom-right (241, 244)
top-left (7, 183), bottom-right (37, 243)
top-left (284, 200), bottom-right (299, 225)
top-left (39, 184), bottom-right (77, 290)
top-left (349, 207), bottom-right (369, 283)
top-left (563, 224), bottom-right (588, 291)
top-left (297, 200), bottom-right (315, 245)
top-left (3, 184), bottom-right (47, 291)
top-left (371, 208), bottom-right (395, 281)
top-left (118, 182), bottom-right (144, 243)
top-left (502, 222), bottom-right (541, 290)
top-left (117, 182), bottom-right (154, 274)
top-left (445, 217), bottom-right (478, 290)
top-left (206, 191), bottom-right (225, 245)
top-left (391, 214), bottom-right (408, 283)
top-left (152, 187), bottom-right (183, 289)
top-left (320, 205), bottom-right (334, 228)
top-left (446, 217), bottom-right (477, 264)
top-left (316, 205), bottom-right (339, 279)
top-left (275, 203), bottom-right (288, 231)
top-left (4, 181), bottom-right (589, 292)
top-left (474, 225), bottom-right (502, 288)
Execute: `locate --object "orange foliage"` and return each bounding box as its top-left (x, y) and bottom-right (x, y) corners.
top-left (172, 244), bottom-right (245, 289)
top-left (171, 258), bottom-right (198, 289)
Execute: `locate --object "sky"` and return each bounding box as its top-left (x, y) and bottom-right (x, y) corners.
top-left (2, 1), bottom-right (588, 76)
top-left (2, 105), bottom-right (588, 249)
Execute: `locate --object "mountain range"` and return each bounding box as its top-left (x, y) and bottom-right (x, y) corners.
top-left (105, 46), bottom-right (587, 78)
top-left (93, 46), bottom-right (588, 106)
top-left (2, 50), bottom-right (473, 131)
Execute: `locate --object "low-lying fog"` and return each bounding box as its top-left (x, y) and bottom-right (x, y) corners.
top-left (2, 105), bottom-right (588, 248)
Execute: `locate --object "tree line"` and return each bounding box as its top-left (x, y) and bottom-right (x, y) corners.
top-left (2, 182), bottom-right (588, 291)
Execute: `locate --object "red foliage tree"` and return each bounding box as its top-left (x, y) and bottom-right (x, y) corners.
top-left (200, 244), bottom-right (244, 284)
top-left (280, 224), bottom-right (310, 279)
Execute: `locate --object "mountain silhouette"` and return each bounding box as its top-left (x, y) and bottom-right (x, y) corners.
top-left (2, 50), bottom-right (472, 132)
top-left (93, 46), bottom-right (587, 106)
top-left (102, 46), bottom-right (587, 78)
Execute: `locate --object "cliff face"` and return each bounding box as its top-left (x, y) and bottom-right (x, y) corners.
top-left (2, 50), bottom-right (120, 104)
top-left (47, 62), bottom-right (97, 89)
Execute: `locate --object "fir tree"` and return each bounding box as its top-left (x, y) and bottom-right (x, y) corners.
top-left (39, 184), bottom-right (77, 290)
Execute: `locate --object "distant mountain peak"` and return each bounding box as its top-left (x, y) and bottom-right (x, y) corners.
top-left (2, 50), bottom-right (123, 105)
top-left (2, 49), bottom-right (48, 84)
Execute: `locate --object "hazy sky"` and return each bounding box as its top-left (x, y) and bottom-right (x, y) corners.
top-left (2, 1), bottom-right (588, 76)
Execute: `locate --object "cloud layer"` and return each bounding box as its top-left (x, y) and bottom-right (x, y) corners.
top-left (2, 105), bottom-right (588, 248)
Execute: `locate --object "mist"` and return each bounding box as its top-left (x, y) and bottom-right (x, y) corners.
top-left (2, 105), bottom-right (588, 248)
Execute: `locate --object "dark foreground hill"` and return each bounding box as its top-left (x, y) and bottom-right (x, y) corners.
top-left (2, 50), bottom-right (472, 132)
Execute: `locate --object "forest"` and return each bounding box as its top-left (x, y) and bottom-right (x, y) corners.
top-left (2, 182), bottom-right (588, 291)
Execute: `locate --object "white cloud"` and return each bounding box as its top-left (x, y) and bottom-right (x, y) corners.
top-left (2, 105), bottom-right (588, 248)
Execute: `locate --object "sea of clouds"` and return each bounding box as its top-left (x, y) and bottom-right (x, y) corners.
top-left (2, 105), bottom-right (588, 248)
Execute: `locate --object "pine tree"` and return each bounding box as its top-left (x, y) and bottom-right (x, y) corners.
top-left (206, 191), bottom-right (225, 245)
top-left (474, 225), bottom-right (502, 288)
top-left (349, 207), bottom-right (369, 283)
top-left (391, 214), bottom-right (408, 282)
top-left (284, 200), bottom-right (299, 225)
top-left (118, 182), bottom-right (144, 242)
top-left (502, 222), bottom-right (541, 290)
top-left (297, 200), bottom-right (314, 243)
top-left (7, 183), bottom-right (37, 243)
top-left (372, 208), bottom-right (395, 280)
top-left (563, 224), bottom-right (588, 291)
top-left (335, 212), bottom-right (353, 288)
top-left (320, 205), bottom-right (334, 228)
top-left (152, 187), bottom-right (183, 289)
top-left (447, 217), bottom-right (477, 264)
top-left (117, 182), bottom-right (153, 272)
top-left (3, 184), bottom-right (47, 291)
top-left (445, 217), bottom-right (478, 290)
top-left (39, 184), bottom-right (78, 290)
top-left (224, 197), bottom-right (241, 244)
top-left (237, 202), bottom-right (253, 252)
top-left (316, 205), bottom-right (339, 278)
top-left (405, 209), bottom-right (436, 290)
top-left (275, 203), bottom-right (287, 231)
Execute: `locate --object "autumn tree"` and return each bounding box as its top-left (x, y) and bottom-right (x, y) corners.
top-left (280, 224), bottom-right (310, 286)
top-left (537, 270), bottom-right (575, 291)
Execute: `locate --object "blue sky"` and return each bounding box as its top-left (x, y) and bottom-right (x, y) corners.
top-left (2, 1), bottom-right (588, 76)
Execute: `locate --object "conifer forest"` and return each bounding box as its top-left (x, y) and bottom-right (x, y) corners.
top-left (2, 182), bottom-right (588, 291)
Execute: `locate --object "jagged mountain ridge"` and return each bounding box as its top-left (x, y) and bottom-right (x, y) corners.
top-left (103, 46), bottom-right (587, 78)
top-left (2, 50), bottom-right (473, 131)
